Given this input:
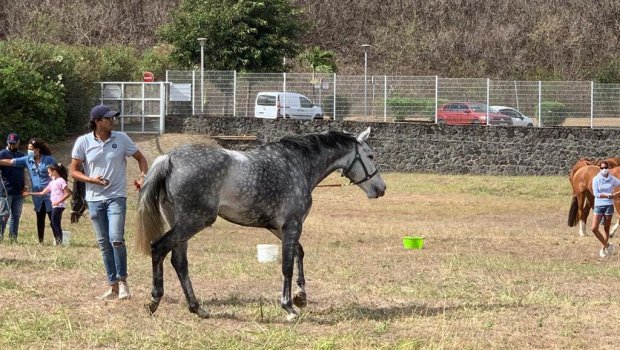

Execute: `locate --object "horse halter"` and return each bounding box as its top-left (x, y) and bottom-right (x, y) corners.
top-left (342, 142), bottom-right (379, 185)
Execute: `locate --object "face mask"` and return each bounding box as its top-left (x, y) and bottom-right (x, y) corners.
top-left (27, 150), bottom-right (35, 157)
top-left (601, 169), bottom-right (609, 176)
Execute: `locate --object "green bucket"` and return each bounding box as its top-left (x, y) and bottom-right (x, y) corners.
top-left (402, 236), bottom-right (424, 249)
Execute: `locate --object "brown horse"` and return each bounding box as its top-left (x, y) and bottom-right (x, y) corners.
top-left (568, 159), bottom-right (620, 236)
top-left (568, 164), bottom-right (599, 236)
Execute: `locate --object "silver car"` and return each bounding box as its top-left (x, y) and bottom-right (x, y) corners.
top-left (491, 106), bottom-right (535, 127)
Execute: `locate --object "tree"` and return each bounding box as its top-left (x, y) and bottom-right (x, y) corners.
top-left (157, 0), bottom-right (304, 72)
top-left (0, 54), bottom-right (66, 142)
top-left (298, 46), bottom-right (337, 81)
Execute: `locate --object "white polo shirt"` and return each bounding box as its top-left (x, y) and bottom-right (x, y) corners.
top-left (71, 131), bottom-right (138, 201)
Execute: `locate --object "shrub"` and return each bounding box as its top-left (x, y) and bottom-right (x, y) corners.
top-left (386, 97), bottom-right (436, 121)
top-left (0, 54), bottom-right (66, 143)
top-left (540, 101), bottom-right (569, 126)
top-left (0, 40), bottom-right (148, 139)
top-left (322, 94), bottom-right (351, 121)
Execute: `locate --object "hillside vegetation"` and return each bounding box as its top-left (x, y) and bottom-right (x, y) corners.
top-left (2, 0), bottom-right (619, 79)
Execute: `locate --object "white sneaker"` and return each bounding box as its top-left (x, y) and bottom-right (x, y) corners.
top-left (97, 287), bottom-right (118, 300)
top-left (118, 281), bottom-right (131, 300)
top-left (607, 243), bottom-right (616, 256)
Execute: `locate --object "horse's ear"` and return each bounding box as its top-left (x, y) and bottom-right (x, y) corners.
top-left (356, 127), bottom-right (371, 143)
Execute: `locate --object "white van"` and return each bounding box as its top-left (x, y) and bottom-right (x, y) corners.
top-left (255, 92), bottom-right (323, 120)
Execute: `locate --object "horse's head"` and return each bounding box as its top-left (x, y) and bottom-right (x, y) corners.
top-left (70, 179), bottom-right (87, 223)
top-left (341, 127), bottom-right (386, 198)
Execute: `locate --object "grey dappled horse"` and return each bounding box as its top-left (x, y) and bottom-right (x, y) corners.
top-left (136, 128), bottom-right (386, 321)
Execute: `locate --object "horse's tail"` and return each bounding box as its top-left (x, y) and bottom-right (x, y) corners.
top-left (136, 154), bottom-right (172, 256)
top-left (568, 195), bottom-right (579, 227)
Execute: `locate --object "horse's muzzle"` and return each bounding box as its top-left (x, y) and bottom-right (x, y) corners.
top-left (369, 184), bottom-right (386, 198)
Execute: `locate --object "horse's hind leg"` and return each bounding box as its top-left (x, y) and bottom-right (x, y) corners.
top-left (147, 219), bottom-right (206, 316)
top-left (579, 194), bottom-right (593, 237)
top-left (147, 232), bottom-right (172, 315)
top-left (292, 243), bottom-right (307, 308)
top-left (171, 240), bottom-right (209, 318)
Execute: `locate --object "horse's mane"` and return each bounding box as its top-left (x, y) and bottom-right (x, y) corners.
top-left (276, 131), bottom-right (357, 157)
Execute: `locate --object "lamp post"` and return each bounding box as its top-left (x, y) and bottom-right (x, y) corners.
top-left (361, 44), bottom-right (371, 116)
top-left (198, 38), bottom-right (207, 113)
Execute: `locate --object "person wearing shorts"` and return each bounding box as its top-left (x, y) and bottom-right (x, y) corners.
top-left (591, 160), bottom-right (620, 257)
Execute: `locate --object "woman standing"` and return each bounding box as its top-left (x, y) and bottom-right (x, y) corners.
top-left (0, 139), bottom-right (57, 244)
top-left (591, 160), bottom-right (620, 258)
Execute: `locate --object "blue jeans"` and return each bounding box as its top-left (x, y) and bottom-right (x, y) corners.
top-left (0, 195), bottom-right (24, 240)
top-left (88, 197), bottom-right (128, 285)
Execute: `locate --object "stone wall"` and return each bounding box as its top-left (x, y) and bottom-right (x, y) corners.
top-left (166, 115), bottom-right (620, 176)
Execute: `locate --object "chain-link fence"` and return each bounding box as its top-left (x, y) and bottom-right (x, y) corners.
top-left (165, 71), bottom-right (620, 128)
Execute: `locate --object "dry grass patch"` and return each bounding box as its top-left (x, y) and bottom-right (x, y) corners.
top-left (0, 134), bottom-right (619, 348)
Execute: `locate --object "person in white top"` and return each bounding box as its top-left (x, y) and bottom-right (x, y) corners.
top-left (69, 105), bottom-right (148, 300)
top-left (591, 160), bottom-right (620, 258)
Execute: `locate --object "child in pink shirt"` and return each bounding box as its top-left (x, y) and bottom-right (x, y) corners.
top-left (24, 163), bottom-right (72, 245)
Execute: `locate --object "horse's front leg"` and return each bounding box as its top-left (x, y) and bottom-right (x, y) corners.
top-left (281, 221), bottom-right (302, 321)
top-left (293, 243), bottom-right (307, 308)
top-left (611, 201), bottom-right (620, 238)
top-left (171, 240), bottom-right (209, 318)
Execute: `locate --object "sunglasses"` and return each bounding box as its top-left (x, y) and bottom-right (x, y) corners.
top-left (601, 166), bottom-right (609, 169)
top-left (101, 116), bottom-right (117, 121)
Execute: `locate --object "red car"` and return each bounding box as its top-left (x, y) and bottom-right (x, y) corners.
top-left (436, 102), bottom-right (513, 125)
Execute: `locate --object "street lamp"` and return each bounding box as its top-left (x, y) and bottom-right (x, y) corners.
top-left (198, 38), bottom-right (207, 113)
top-left (361, 44), bottom-right (371, 117)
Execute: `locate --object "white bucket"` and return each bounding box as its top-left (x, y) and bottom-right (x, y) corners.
top-left (256, 244), bottom-right (279, 263)
top-left (62, 231), bottom-right (71, 246)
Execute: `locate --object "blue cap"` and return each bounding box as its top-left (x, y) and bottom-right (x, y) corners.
top-left (7, 133), bottom-right (19, 144)
top-left (90, 105), bottom-right (120, 121)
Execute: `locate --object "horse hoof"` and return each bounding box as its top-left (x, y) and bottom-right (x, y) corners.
top-left (146, 300), bottom-right (159, 315)
top-left (286, 312), bottom-right (298, 322)
top-left (191, 307), bottom-right (210, 319)
top-left (293, 292), bottom-right (307, 308)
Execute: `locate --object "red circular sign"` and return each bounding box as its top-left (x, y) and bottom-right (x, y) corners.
top-left (143, 71), bottom-right (154, 82)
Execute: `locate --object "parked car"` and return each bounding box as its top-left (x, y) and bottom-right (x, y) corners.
top-left (491, 106), bottom-right (535, 127)
top-left (436, 102), bottom-right (513, 125)
top-left (255, 92), bottom-right (323, 120)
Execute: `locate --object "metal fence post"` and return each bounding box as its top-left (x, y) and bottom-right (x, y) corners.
top-left (333, 73), bottom-right (337, 121)
top-left (165, 71), bottom-right (169, 116)
top-left (538, 81), bottom-right (542, 127)
top-left (233, 70), bottom-right (237, 117)
top-left (383, 75), bottom-right (387, 122)
top-left (590, 81), bottom-right (594, 129)
top-left (160, 82), bottom-right (166, 134)
top-left (486, 78), bottom-right (490, 126)
top-left (283, 73), bottom-right (287, 118)
top-left (434, 76), bottom-right (438, 124)
top-left (192, 70), bottom-right (195, 116)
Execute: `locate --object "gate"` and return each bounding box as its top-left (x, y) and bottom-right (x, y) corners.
top-left (99, 82), bottom-right (166, 133)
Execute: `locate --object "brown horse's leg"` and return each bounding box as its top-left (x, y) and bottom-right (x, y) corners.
top-left (580, 195), bottom-right (592, 236)
top-left (612, 200), bottom-right (620, 237)
top-left (171, 240), bottom-right (209, 318)
top-left (575, 193), bottom-right (587, 236)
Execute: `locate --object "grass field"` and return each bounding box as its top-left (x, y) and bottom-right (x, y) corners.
top-left (0, 134), bottom-right (618, 349)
